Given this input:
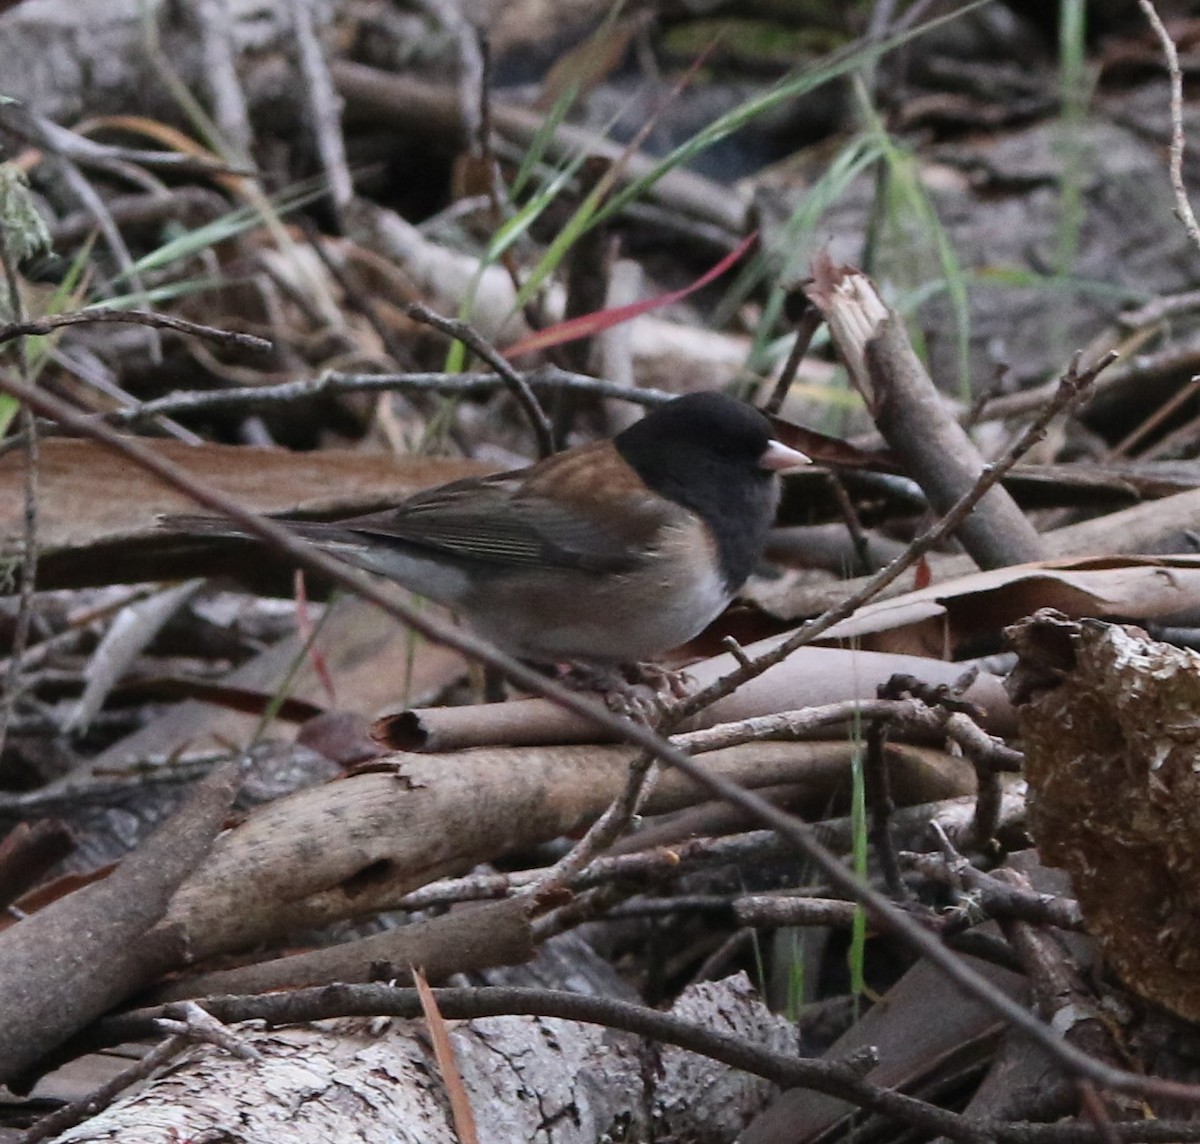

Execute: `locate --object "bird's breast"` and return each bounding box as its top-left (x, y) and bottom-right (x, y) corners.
top-left (464, 517), bottom-right (730, 664)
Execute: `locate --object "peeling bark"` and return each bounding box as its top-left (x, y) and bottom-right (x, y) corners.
top-left (45, 976), bottom-right (795, 1144)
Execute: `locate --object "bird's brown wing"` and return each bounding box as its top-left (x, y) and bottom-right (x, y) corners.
top-left (339, 451), bottom-right (674, 574)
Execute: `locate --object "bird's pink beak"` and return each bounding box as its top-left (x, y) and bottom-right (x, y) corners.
top-left (759, 439), bottom-right (811, 473)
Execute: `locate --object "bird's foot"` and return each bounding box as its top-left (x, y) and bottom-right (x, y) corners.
top-left (626, 661), bottom-right (693, 700)
top-left (557, 662), bottom-right (691, 725)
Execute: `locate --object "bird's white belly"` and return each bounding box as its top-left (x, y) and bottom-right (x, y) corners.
top-left (469, 549), bottom-right (731, 664)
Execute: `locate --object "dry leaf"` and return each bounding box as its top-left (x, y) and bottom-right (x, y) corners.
top-left (414, 966), bottom-right (480, 1144)
top-left (813, 554), bottom-right (1200, 658)
top-left (0, 438), bottom-right (492, 589)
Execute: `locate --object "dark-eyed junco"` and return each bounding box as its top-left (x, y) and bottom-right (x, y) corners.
top-left (166, 392), bottom-right (809, 665)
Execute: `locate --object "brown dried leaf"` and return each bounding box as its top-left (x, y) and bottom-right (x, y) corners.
top-left (414, 966), bottom-right (481, 1144)
top-left (0, 438), bottom-right (492, 589)
top-left (808, 554), bottom-right (1200, 658)
top-left (534, 14), bottom-right (646, 111)
top-left (89, 597), bottom-right (468, 768)
top-left (0, 821), bottom-right (75, 912)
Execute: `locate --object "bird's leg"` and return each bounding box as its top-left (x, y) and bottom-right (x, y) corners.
top-left (554, 662), bottom-right (693, 724)
top-left (557, 663), bottom-right (668, 725)
top-left (624, 662), bottom-right (694, 700)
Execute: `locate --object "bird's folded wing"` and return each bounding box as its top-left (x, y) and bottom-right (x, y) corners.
top-left (345, 478), bottom-right (668, 574)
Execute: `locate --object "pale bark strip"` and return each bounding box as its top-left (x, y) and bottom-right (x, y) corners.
top-left (45, 977), bottom-right (794, 1144)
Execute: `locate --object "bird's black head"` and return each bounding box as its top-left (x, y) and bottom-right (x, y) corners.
top-left (615, 392), bottom-right (792, 592)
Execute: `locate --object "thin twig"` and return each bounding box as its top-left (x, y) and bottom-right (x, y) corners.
top-left (0, 223), bottom-right (37, 768)
top-left (721, 635), bottom-right (754, 670)
top-left (0, 308), bottom-right (272, 350)
top-left (191, 0), bottom-right (254, 160)
top-left (944, 711), bottom-right (1025, 773)
top-left (288, 0), bottom-right (353, 219)
top-left (54, 156), bottom-right (153, 325)
top-left (405, 301), bottom-right (555, 458)
top-left (763, 301), bottom-right (823, 415)
top-left (526, 751), bottom-right (662, 896)
top-left (1137, 0), bottom-right (1200, 252)
top-left (125, 368), bottom-right (666, 421)
top-left (0, 101), bottom-right (253, 178)
top-left (18, 1003), bottom-right (257, 1144)
top-left (826, 470), bottom-right (875, 576)
top-left (904, 852), bottom-right (1085, 931)
top-left (0, 368), bottom-right (673, 456)
top-left (469, 30), bottom-right (538, 319)
top-left (396, 808), bottom-right (918, 912)
top-left (672, 696), bottom-right (935, 754)
top-left (864, 718), bottom-right (907, 898)
top-left (15, 1034), bottom-right (194, 1144)
top-left (734, 894), bottom-right (877, 929)
top-left (154, 1000), bottom-right (261, 1060)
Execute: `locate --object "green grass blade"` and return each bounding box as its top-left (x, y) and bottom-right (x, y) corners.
top-left (970, 264), bottom-right (1147, 304)
top-left (87, 275), bottom-right (235, 311)
top-left (15, 235), bottom-right (98, 399)
top-left (510, 87), bottom-right (583, 201)
top-left (0, 166), bottom-right (64, 434)
top-left (1056, 0), bottom-right (1092, 278)
top-left (741, 135), bottom-right (885, 381)
top-left (848, 742), bottom-right (869, 999)
top-left (113, 177), bottom-right (329, 282)
top-left (594, 0), bottom-right (989, 227)
top-left (855, 80), bottom-right (973, 399)
top-left (488, 154), bottom-right (588, 263)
